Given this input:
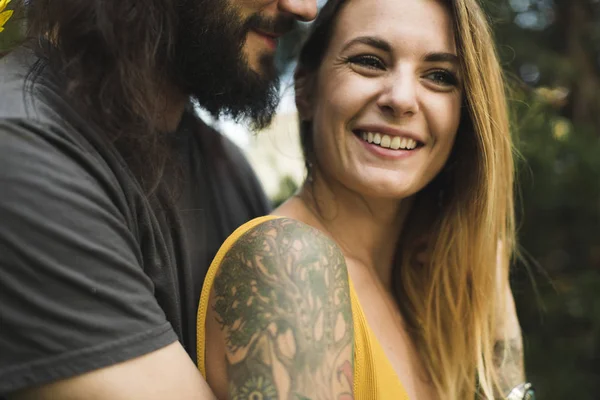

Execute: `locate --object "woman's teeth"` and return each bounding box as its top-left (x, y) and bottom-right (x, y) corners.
top-left (360, 131), bottom-right (418, 150)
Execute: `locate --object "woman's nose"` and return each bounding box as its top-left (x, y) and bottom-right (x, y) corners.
top-left (376, 70), bottom-right (420, 118)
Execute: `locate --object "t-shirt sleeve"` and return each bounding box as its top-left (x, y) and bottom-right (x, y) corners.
top-left (0, 119), bottom-right (178, 395)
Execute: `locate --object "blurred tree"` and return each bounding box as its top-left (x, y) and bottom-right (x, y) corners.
top-left (482, 0), bottom-right (600, 398)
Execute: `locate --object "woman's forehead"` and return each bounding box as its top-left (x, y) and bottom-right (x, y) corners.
top-left (328, 0), bottom-right (457, 56)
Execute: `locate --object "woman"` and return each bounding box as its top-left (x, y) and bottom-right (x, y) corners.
top-left (197, 0), bottom-right (527, 399)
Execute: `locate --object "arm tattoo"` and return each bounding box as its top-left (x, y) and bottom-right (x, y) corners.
top-left (494, 336), bottom-right (525, 396)
top-left (212, 218), bottom-right (355, 400)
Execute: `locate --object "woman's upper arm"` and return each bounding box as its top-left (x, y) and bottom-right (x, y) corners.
top-left (206, 218), bottom-right (355, 400)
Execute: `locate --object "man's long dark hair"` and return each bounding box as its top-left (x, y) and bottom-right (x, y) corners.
top-left (16, 0), bottom-right (285, 195)
top-left (18, 0), bottom-right (183, 194)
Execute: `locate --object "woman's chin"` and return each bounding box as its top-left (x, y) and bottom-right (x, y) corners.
top-left (349, 179), bottom-right (418, 201)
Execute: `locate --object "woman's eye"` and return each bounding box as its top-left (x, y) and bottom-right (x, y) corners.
top-left (425, 70), bottom-right (458, 87)
top-left (347, 55), bottom-right (385, 70)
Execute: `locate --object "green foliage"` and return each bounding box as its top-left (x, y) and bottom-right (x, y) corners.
top-left (510, 91), bottom-right (600, 399)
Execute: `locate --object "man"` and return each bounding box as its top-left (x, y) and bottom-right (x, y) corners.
top-left (0, 0), bottom-right (317, 398)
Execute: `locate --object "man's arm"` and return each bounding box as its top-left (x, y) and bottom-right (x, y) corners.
top-left (206, 218), bottom-right (355, 400)
top-left (10, 343), bottom-right (217, 400)
top-left (0, 119), bottom-right (215, 398)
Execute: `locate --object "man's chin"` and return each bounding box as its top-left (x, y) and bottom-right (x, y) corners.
top-left (191, 85), bottom-right (281, 132)
top-left (245, 55), bottom-right (278, 81)
top-left (242, 39), bottom-right (276, 71)
top-left (173, 0), bottom-right (282, 130)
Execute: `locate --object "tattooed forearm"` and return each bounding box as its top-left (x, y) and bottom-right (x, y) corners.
top-left (212, 218), bottom-right (355, 400)
top-left (493, 336), bottom-right (525, 396)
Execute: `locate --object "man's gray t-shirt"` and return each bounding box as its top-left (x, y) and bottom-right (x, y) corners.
top-left (0, 48), bottom-right (271, 395)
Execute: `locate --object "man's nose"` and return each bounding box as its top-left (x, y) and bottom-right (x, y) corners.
top-left (278, 0), bottom-right (318, 22)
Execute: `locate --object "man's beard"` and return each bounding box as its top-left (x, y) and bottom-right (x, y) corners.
top-left (172, 0), bottom-right (295, 131)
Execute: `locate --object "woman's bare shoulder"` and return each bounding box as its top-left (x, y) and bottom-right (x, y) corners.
top-left (206, 216), bottom-right (355, 400)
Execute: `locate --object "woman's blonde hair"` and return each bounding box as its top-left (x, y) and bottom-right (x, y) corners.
top-left (296, 0), bottom-right (516, 398)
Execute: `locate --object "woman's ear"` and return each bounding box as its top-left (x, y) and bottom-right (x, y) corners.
top-left (294, 67), bottom-right (315, 121)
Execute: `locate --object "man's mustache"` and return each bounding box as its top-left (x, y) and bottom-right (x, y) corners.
top-left (244, 13), bottom-right (297, 36)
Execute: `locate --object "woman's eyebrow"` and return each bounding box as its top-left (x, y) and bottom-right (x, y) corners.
top-left (341, 36), bottom-right (391, 53)
top-left (423, 52), bottom-right (459, 65)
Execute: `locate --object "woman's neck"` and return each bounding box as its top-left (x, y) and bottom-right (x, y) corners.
top-left (275, 174), bottom-right (413, 289)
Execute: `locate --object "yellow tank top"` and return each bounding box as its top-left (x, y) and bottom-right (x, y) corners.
top-left (197, 216), bottom-right (410, 400)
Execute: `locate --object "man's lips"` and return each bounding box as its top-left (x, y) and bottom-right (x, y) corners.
top-left (253, 29), bottom-right (283, 39)
top-left (252, 29), bottom-right (282, 50)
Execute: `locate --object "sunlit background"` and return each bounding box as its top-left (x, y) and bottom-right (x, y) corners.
top-left (1, 0), bottom-right (599, 398)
